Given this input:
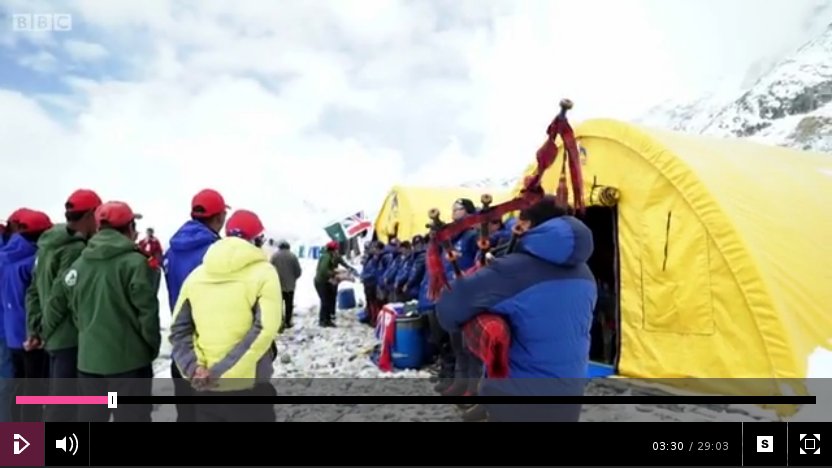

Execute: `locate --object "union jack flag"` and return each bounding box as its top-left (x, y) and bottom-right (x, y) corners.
top-left (339, 211), bottom-right (372, 238)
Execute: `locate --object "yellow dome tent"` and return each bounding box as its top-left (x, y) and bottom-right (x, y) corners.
top-left (374, 186), bottom-right (512, 243)
top-left (513, 118), bottom-right (832, 397)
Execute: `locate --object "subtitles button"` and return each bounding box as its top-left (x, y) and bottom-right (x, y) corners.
top-left (757, 435), bottom-right (774, 452)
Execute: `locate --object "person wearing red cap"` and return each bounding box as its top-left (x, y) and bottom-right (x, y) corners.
top-left (25, 188), bottom-right (101, 422)
top-left (0, 209), bottom-right (53, 421)
top-left (162, 188), bottom-right (228, 422)
top-left (43, 201), bottom-right (160, 422)
top-left (170, 209), bottom-right (281, 422)
top-left (314, 240), bottom-right (358, 327)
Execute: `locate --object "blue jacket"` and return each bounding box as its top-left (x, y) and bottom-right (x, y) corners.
top-left (405, 251), bottom-right (427, 308)
top-left (0, 235), bottom-right (37, 349)
top-left (448, 229), bottom-right (478, 275)
top-left (163, 220), bottom-right (220, 311)
top-left (436, 216), bottom-right (597, 396)
top-left (394, 252), bottom-right (414, 289)
top-left (490, 227), bottom-right (512, 249)
top-left (373, 247), bottom-right (396, 284)
top-left (360, 255), bottom-right (379, 283)
top-left (381, 254), bottom-right (405, 291)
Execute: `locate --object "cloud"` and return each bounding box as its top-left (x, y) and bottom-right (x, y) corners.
top-left (64, 39), bottom-right (108, 62)
top-left (1, 0), bottom-right (830, 243)
top-left (16, 50), bottom-right (58, 72)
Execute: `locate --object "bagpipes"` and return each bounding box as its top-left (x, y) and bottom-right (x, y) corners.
top-left (425, 99), bottom-right (585, 301)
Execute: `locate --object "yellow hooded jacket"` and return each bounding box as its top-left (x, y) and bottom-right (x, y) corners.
top-left (170, 237), bottom-right (282, 392)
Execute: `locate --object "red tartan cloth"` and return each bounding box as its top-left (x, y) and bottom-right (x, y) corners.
top-left (462, 313), bottom-right (511, 378)
top-left (375, 305), bottom-right (398, 373)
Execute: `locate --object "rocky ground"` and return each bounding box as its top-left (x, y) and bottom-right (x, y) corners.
top-left (150, 292), bottom-right (787, 423)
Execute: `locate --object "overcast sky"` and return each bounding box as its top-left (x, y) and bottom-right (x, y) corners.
top-left (1, 0), bottom-right (830, 240)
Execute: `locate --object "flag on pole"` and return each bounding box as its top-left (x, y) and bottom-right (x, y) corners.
top-left (323, 222), bottom-right (347, 243)
top-left (339, 211), bottom-right (373, 238)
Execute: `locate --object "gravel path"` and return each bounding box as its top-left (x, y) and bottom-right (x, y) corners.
top-left (150, 301), bottom-right (784, 422)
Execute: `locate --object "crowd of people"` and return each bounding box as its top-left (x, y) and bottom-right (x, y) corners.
top-left (359, 196), bottom-right (599, 422)
top-left (0, 188), bottom-right (290, 422)
top-left (0, 187), bottom-right (600, 423)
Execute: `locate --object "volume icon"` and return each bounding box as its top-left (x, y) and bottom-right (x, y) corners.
top-left (56, 433), bottom-right (79, 456)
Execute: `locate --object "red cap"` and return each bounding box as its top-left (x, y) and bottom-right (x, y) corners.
top-left (65, 189), bottom-right (103, 213)
top-left (191, 189), bottom-right (229, 218)
top-left (326, 240), bottom-right (339, 250)
top-left (225, 210), bottom-right (265, 241)
top-left (7, 208), bottom-right (33, 225)
top-left (17, 210), bottom-right (53, 234)
top-left (95, 201), bottom-right (143, 228)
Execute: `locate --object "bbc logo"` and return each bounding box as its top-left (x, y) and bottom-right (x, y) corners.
top-left (11, 14), bottom-right (73, 32)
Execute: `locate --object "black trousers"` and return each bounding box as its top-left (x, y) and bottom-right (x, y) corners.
top-left (194, 384), bottom-right (277, 422)
top-left (315, 280), bottom-right (337, 324)
top-left (451, 333), bottom-right (484, 383)
top-left (78, 365), bottom-right (153, 422)
top-left (170, 364), bottom-right (196, 422)
top-left (11, 349), bottom-right (49, 422)
top-left (45, 347), bottom-right (78, 422)
top-left (427, 311), bottom-right (455, 379)
top-left (281, 291), bottom-right (295, 325)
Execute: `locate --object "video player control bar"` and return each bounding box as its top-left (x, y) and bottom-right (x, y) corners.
top-left (0, 421), bottom-right (827, 466)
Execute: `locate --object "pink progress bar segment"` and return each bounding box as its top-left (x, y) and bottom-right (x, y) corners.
top-left (16, 395), bottom-right (108, 405)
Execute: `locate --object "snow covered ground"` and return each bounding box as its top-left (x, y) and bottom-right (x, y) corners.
top-left (148, 258), bottom-right (808, 422)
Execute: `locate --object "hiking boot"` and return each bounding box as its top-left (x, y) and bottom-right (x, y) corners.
top-left (319, 321), bottom-right (336, 328)
top-left (284, 321), bottom-right (294, 329)
top-left (461, 404), bottom-right (488, 422)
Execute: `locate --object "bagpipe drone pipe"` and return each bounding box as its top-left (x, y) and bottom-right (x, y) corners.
top-left (424, 98), bottom-right (586, 301)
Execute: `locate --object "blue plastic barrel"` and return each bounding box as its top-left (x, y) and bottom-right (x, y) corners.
top-left (392, 315), bottom-right (427, 369)
top-left (337, 288), bottom-right (356, 310)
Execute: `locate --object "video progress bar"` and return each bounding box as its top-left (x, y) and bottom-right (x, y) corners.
top-left (16, 392), bottom-right (119, 407)
top-left (116, 395), bottom-right (817, 405)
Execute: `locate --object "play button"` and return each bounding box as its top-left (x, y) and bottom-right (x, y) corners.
top-left (13, 434), bottom-right (29, 455)
top-left (0, 423), bottom-right (44, 466)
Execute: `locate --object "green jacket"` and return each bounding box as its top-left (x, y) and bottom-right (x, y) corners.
top-left (44, 229), bottom-right (161, 375)
top-left (25, 224), bottom-right (86, 351)
top-left (315, 251), bottom-right (352, 283)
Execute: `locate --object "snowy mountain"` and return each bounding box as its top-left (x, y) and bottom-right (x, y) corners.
top-left (639, 94), bottom-right (734, 134)
top-left (640, 22), bottom-right (832, 153)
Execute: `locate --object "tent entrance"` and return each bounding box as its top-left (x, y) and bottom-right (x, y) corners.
top-left (578, 204), bottom-right (621, 370)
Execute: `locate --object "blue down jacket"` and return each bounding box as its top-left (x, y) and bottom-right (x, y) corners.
top-left (360, 254), bottom-right (379, 283)
top-left (0, 235), bottom-right (37, 350)
top-left (373, 246), bottom-right (396, 284)
top-left (163, 220), bottom-right (220, 312)
top-left (436, 216), bottom-right (597, 400)
top-left (393, 252), bottom-right (414, 291)
top-left (381, 253), bottom-right (405, 292)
